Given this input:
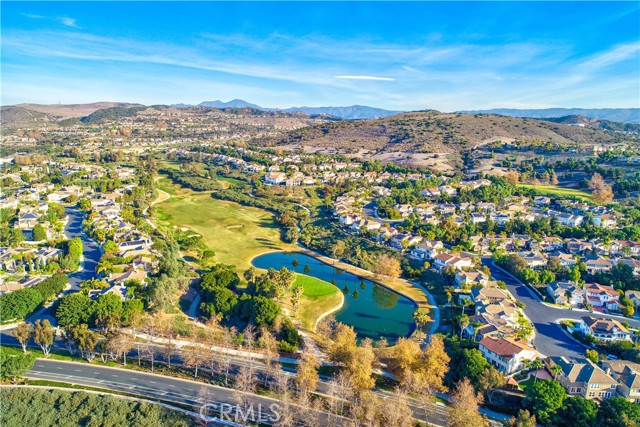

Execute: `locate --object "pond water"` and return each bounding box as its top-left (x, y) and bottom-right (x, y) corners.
top-left (252, 251), bottom-right (416, 343)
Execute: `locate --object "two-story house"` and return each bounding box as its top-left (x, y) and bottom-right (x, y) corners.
top-left (549, 356), bottom-right (618, 400)
top-left (479, 337), bottom-right (540, 374)
top-left (584, 282), bottom-right (622, 312)
top-left (577, 317), bottom-right (632, 342)
top-left (601, 360), bottom-right (640, 403)
top-left (409, 240), bottom-right (443, 260)
top-left (547, 281), bottom-right (584, 306)
top-left (455, 269), bottom-right (489, 290)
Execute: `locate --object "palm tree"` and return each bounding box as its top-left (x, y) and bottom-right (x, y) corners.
top-left (550, 364), bottom-right (562, 380)
top-left (530, 358), bottom-right (544, 384)
top-left (96, 260), bottom-right (113, 275)
top-left (457, 314), bottom-right (469, 339)
top-left (413, 308), bottom-right (429, 339)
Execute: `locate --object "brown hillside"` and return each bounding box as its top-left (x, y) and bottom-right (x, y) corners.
top-left (250, 111), bottom-right (639, 170)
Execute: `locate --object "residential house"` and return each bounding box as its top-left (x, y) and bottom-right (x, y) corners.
top-left (409, 240), bottom-right (443, 260)
top-left (470, 213), bottom-right (486, 224)
top-left (455, 269), bottom-right (489, 289)
top-left (479, 337), bottom-right (540, 374)
top-left (584, 283), bottom-right (622, 312)
top-left (593, 214), bottom-right (617, 228)
top-left (625, 290), bottom-right (640, 310)
top-left (518, 251), bottom-right (547, 269)
top-left (432, 253), bottom-right (473, 271)
top-left (584, 255), bottom-right (614, 274)
top-left (618, 259), bottom-right (640, 276)
top-left (16, 212), bottom-right (39, 230)
top-left (549, 357), bottom-right (618, 400)
top-left (577, 317), bottom-right (632, 342)
top-left (551, 251), bottom-right (578, 269)
top-left (264, 172), bottom-right (287, 185)
top-left (556, 213), bottom-right (584, 227)
top-left (601, 360), bottom-right (640, 403)
top-left (566, 238), bottom-right (593, 254)
top-left (547, 281), bottom-right (584, 306)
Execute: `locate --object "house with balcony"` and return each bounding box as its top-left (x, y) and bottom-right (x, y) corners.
top-left (549, 356), bottom-right (618, 400)
top-left (479, 337), bottom-right (540, 374)
top-left (577, 317), bottom-right (632, 342)
top-left (584, 255), bottom-right (614, 274)
top-left (409, 240), bottom-right (443, 260)
top-left (584, 283), bottom-right (622, 312)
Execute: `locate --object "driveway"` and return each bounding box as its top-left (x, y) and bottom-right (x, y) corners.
top-left (482, 258), bottom-right (640, 358)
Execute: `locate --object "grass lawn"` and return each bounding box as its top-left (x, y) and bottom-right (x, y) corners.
top-left (155, 178), bottom-right (297, 271)
top-left (518, 184), bottom-right (593, 202)
top-left (517, 375), bottom-right (537, 391)
top-left (294, 274), bottom-right (343, 330)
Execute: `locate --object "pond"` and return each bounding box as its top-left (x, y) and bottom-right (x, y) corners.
top-left (252, 251), bottom-right (416, 343)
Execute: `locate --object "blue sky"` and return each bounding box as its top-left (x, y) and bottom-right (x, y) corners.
top-left (2, 2), bottom-right (639, 111)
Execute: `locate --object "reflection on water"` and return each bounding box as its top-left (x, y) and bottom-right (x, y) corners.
top-left (252, 251), bottom-right (416, 342)
top-left (372, 283), bottom-right (400, 309)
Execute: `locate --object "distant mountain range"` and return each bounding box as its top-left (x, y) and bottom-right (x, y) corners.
top-left (458, 108), bottom-right (640, 124)
top-left (173, 99), bottom-right (402, 120)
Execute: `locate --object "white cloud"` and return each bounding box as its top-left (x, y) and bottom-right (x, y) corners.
top-left (335, 75), bottom-right (395, 81)
top-left (58, 17), bottom-right (80, 28)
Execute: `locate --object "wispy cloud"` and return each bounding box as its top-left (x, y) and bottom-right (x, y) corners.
top-left (335, 75), bottom-right (395, 81)
top-left (58, 17), bottom-right (80, 28)
top-left (22, 13), bottom-right (81, 29)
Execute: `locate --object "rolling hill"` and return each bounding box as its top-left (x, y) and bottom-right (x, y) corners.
top-left (459, 108), bottom-right (640, 124)
top-left (250, 110), bottom-right (640, 170)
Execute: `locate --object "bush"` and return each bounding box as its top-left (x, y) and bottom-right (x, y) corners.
top-left (0, 388), bottom-right (195, 426)
top-left (0, 273), bottom-right (68, 321)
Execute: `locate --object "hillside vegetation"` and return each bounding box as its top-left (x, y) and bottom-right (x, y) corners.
top-left (251, 110), bottom-right (639, 169)
top-left (0, 388), bottom-right (195, 427)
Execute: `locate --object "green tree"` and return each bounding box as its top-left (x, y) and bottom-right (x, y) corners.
top-left (92, 293), bottom-right (123, 326)
top-left (33, 319), bottom-right (55, 356)
top-left (553, 396), bottom-right (598, 427)
top-left (55, 293), bottom-right (93, 326)
top-left (596, 397), bottom-right (640, 427)
top-left (0, 349), bottom-right (36, 382)
top-left (32, 224), bottom-right (48, 241)
top-left (413, 308), bottom-right (430, 338)
top-left (12, 322), bottom-right (32, 353)
top-left (525, 379), bottom-right (566, 424)
top-left (504, 410), bottom-right (536, 427)
top-left (250, 296), bottom-right (281, 325)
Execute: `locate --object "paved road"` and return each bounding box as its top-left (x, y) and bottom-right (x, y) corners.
top-left (482, 258), bottom-right (640, 358)
top-left (64, 206), bottom-right (102, 290)
top-left (23, 208), bottom-right (102, 326)
top-left (27, 359), bottom-right (289, 425)
top-left (26, 359), bottom-right (452, 426)
top-left (362, 201), bottom-right (403, 224)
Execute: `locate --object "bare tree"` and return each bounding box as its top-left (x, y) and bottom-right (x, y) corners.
top-left (184, 347), bottom-right (207, 378)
